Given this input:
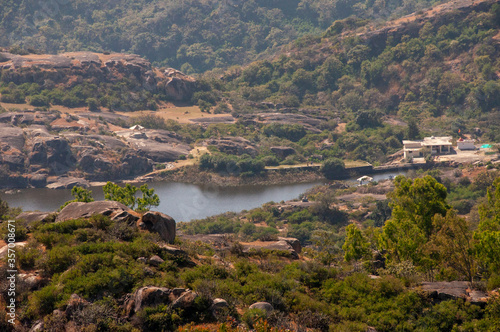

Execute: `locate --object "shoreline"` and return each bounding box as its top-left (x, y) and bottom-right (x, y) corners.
top-left (138, 166), bottom-right (326, 188)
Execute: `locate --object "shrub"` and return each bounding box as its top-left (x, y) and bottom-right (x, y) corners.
top-left (27, 285), bottom-right (64, 318)
top-left (242, 309), bottom-right (268, 329)
top-left (320, 158), bottom-right (346, 180)
top-left (17, 242), bottom-right (43, 269)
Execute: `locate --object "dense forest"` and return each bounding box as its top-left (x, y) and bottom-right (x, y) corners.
top-left (1, 0), bottom-right (445, 73)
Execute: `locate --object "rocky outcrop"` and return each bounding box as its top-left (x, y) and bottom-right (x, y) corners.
top-left (29, 136), bottom-right (76, 174)
top-left (56, 201), bottom-right (140, 223)
top-left (124, 287), bottom-right (172, 317)
top-left (46, 176), bottom-right (90, 189)
top-left (18, 273), bottom-right (48, 291)
top-left (278, 237), bottom-right (302, 254)
top-left (420, 281), bottom-right (489, 305)
top-left (243, 240), bottom-right (299, 259)
top-left (124, 287), bottom-right (198, 317)
top-left (116, 129), bottom-right (191, 163)
top-left (138, 211), bottom-right (176, 243)
top-left (0, 52), bottom-right (196, 102)
top-left (204, 137), bottom-right (258, 156)
top-left (16, 211), bottom-right (53, 225)
top-left (148, 255), bottom-right (165, 267)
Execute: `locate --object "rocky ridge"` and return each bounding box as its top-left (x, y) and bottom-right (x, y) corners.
top-left (0, 52), bottom-right (196, 101)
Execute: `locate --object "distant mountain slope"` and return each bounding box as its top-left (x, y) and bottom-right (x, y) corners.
top-left (213, 0), bottom-right (500, 142)
top-left (0, 0), bottom-right (446, 73)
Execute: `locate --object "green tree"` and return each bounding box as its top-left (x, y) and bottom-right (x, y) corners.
top-left (474, 177), bottom-right (500, 273)
top-left (406, 119), bottom-right (420, 140)
top-left (309, 230), bottom-right (343, 266)
top-left (136, 184), bottom-right (160, 212)
top-left (380, 175), bottom-right (450, 263)
top-left (427, 210), bottom-right (477, 282)
top-left (60, 186), bottom-right (94, 210)
top-left (0, 198), bottom-right (8, 220)
top-left (87, 97), bottom-right (100, 112)
top-left (320, 158), bottom-right (346, 180)
top-left (103, 182), bottom-right (138, 209)
top-left (343, 224), bottom-right (371, 262)
top-left (103, 182), bottom-right (160, 212)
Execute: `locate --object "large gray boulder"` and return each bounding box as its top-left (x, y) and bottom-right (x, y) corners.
top-left (124, 287), bottom-right (197, 317)
top-left (124, 287), bottom-right (172, 317)
top-left (249, 302), bottom-right (274, 314)
top-left (139, 211), bottom-right (176, 243)
top-left (56, 201), bottom-right (139, 223)
top-left (16, 212), bottom-right (53, 224)
top-left (278, 237), bottom-right (302, 254)
top-left (171, 290), bottom-right (198, 310)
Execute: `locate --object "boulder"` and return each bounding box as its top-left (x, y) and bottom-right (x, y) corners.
top-left (29, 320), bottom-right (44, 332)
top-left (1, 154), bottom-right (25, 171)
top-left (249, 302), bottom-right (274, 314)
top-left (139, 211), bottom-right (176, 243)
top-left (121, 153), bottom-right (153, 176)
top-left (137, 257), bottom-right (147, 264)
top-left (160, 245), bottom-right (188, 257)
top-left (149, 255), bottom-right (165, 267)
top-left (46, 176), bottom-right (90, 189)
top-left (211, 298), bottom-right (229, 310)
top-left (171, 290), bottom-right (198, 310)
top-left (243, 240), bottom-right (299, 259)
top-left (278, 237), bottom-right (302, 254)
top-left (18, 273), bottom-right (48, 291)
top-left (211, 298), bottom-right (229, 312)
top-left (56, 201), bottom-right (140, 223)
top-left (421, 281), bottom-right (469, 301)
top-left (124, 287), bottom-right (197, 316)
top-left (125, 287), bottom-right (172, 317)
top-left (16, 211), bottom-right (53, 224)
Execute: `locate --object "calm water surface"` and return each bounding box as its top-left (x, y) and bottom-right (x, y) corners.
top-left (1, 181), bottom-right (322, 222)
top-left (0, 170), bottom-right (407, 222)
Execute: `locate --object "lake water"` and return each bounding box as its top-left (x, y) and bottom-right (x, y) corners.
top-left (0, 170), bottom-right (407, 222)
top-left (0, 181), bottom-right (323, 222)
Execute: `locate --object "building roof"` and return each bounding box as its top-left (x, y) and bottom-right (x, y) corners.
top-left (421, 136), bottom-right (452, 146)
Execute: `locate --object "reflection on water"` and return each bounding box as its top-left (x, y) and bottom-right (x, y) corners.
top-left (0, 170), bottom-right (407, 222)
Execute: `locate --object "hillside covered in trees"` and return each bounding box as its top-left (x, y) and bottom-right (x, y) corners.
top-left (1, 0), bottom-right (446, 73)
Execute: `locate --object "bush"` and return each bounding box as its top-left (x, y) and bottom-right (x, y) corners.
top-left (242, 309), bottom-right (268, 329)
top-left (27, 285), bottom-right (64, 318)
top-left (320, 158), bottom-right (346, 180)
top-left (28, 94), bottom-right (50, 107)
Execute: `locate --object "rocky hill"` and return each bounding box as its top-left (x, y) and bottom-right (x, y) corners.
top-left (0, 109), bottom-right (192, 189)
top-left (0, 51), bottom-right (196, 102)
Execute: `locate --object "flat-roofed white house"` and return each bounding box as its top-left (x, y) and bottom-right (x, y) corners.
top-left (403, 136), bottom-right (453, 159)
top-left (457, 138), bottom-right (475, 150)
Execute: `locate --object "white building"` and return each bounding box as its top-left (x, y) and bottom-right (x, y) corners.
top-left (403, 136), bottom-right (453, 159)
top-left (457, 138), bottom-right (475, 150)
